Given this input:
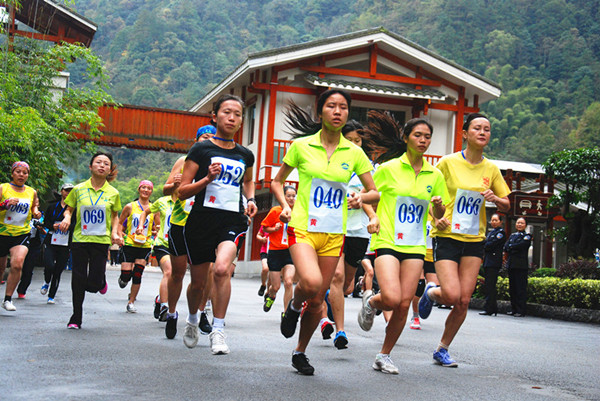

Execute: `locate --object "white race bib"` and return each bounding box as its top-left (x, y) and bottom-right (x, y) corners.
top-left (129, 213), bottom-right (149, 237)
top-left (451, 189), bottom-right (484, 236)
top-left (307, 178), bottom-right (347, 234)
top-left (184, 198), bottom-right (194, 213)
top-left (3, 198), bottom-right (30, 227)
top-left (203, 156), bottom-right (245, 212)
top-left (426, 221), bottom-right (433, 249)
top-left (394, 196), bottom-right (429, 246)
top-left (80, 204), bottom-right (107, 236)
top-left (281, 223), bottom-right (289, 245)
top-left (51, 222), bottom-right (69, 247)
top-left (163, 213), bottom-right (172, 241)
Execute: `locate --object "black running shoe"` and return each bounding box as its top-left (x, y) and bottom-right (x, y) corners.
top-left (199, 312), bottom-right (212, 335)
top-left (280, 299), bottom-right (301, 338)
top-left (158, 304), bottom-right (168, 322)
top-left (292, 352), bottom-right (314, 375)
top-left (153, 296), bottom-right (161, 319)
top-left (258, 285), bottom-right (266, 297)
top-left (165, 312), bottom-right (178, 339)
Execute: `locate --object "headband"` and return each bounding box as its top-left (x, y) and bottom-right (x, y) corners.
top-left (138, 180), bottom-right (154, 190)
top-left (11, 161), bottom-right (30, 172)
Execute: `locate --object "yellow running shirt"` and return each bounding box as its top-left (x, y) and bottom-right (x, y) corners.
top-left (371, 154), bottom-right (448, 255)
top-left (65, 179), bottom-right (122, 244)
top-left (123, 200), bottom-right (154, 248)
top-left (149, 196), bottom-right (174, 248)
top-left (0, 183), bottom-right (36, 237)
top-left (431, 152), bottom-right (510, 242)
top-left (283, 131), bottom-right (373, 234)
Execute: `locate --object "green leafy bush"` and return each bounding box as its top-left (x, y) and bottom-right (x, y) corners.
top-left (474, 277), bottom-right (600, 310)
top-left (531, 267), bottom-right (557, 277)
top-left (556, 260), bottom-right (600, 280)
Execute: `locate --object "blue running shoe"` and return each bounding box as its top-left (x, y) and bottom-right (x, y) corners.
top-left (324, 289), bottom-right (333, 321)
top-left (433, 348), bottom-right (458, 367)
top-left (333, 330), bottom-right (348, 349)
top-left (418, 282), bottom-right (436, 319)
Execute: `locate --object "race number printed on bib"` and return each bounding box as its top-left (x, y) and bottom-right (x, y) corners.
top-left (203, 156), bottom-right (244, 212)
top-left (451, 189), bottom-right (484, 236)
top-left (130, 213), bottom-right (150, 237)
top-left (426, 221), bottom-right (433, 249)
top-left (394, 196), bottom-right (429, 246)
top-left (80, 204), bottom-right (107, 236)
top-left (307, 178), bottom-right (347, 234)
top-left (3, 198), bottom-right (30, 226)
top-left (51, 222), bottom-right (69, 247)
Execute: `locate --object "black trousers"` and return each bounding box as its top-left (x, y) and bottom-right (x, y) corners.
top-left (16, 239), bottom-right (42, 295)
top-left (43, 244), bottom-right (70, 299)
top-left (69, 242), bottom-right (108, 325)
top-left (508, 268), bottom-right (528, 315)
top-left (483, 265), bottom-right (500, 313)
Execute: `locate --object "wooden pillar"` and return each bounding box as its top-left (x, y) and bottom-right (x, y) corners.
top-left (264, 68), bottom-right (278, 187)
top-left (453, 86), bottom-right (466, 152)
top-left (545, 218), bottom-right (554, 267)
top-left (369, 44), bottom-right (378, 77)
top-left (255, 71), bottom-right (267, 187)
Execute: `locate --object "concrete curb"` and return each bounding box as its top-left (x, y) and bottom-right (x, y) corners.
top-left (469, 298), bottom-right (600, 324)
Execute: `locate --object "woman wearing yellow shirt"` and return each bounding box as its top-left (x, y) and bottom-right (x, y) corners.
top-left (0, 162), bottom-right (41, 312)
top-left (356, 114), bottom-right (448, 374)
top-left (272, 89), bottom-right (379, 375)
top-left (418, 113), bottom-right (510, 367)
top-left (60, 152), bottom-right (123, 329)
top-left (117, 180), bottom-right (155, 313)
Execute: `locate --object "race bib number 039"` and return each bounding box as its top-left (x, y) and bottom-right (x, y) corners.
top-left (394, 196), bottom-right (429, 246)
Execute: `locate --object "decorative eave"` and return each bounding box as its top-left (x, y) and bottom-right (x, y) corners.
top-left (190, 27), bottom-right (500, 112)
top-left (305, 73), bottom-right (446, 101)
top-left (4, 0), bottom-right (97, 47)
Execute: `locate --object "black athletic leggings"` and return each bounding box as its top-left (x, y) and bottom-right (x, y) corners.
top-left (69, 242), bottom-right (108, 325)
top-left (43, 244), bottom-right (70, 299)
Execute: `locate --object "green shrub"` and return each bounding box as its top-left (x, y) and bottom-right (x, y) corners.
top-left (531, 267), bottom-right (557, 277)
top-left (474, 276), bottom-right (600, 310)
top-left (556, 259), bottom-right (600, 280)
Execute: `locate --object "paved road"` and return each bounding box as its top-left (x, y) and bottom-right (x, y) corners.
top-left (1, 266), bottom-right (599, 401)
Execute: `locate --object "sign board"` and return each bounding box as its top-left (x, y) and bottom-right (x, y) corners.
top-left (513, 194), bottom-right (551, 219)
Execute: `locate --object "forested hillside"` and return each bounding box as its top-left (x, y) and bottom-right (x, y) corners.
top-left (69, 0), bottom-right (600, 163)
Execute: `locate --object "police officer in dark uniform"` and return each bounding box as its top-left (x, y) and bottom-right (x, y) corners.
top-left (480, 213), bottom-right (506, 316)
top-left (504, 217), bottom-right (531, 317)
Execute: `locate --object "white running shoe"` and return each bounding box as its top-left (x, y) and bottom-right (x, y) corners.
top-left (209, 330), bottom-right (230, 355)
top-left (183, 322), bottom-right (199, 348)
top-left (2, 300), bottom-right (16, 311)
top-left (126, 303), bottom-right (137, 313)
top-left (40, 283), bottom-right (49, 295)
top-left (373, 353), bottom-right (399, 374)
top-left (358, 290), bottom-right (375, 331)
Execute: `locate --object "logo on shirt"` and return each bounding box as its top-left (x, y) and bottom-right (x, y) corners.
top-left (483, 177), bottom-right (490, 187)
top-left (341, 162), bottom-right (349, 170)
top-left (426, 185), bottom-right (432, 193)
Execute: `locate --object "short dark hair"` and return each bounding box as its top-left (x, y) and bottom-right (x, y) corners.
top-left (90, 151), bottom-right (113, 167)
top-left (284, 185), bottom-right (297, 195)
top-left (402, 118), bottom-right (433, 139)
top-left (316, 89), bottom-right (351, 116)
top-left (462, 113), bottom-right (489, 131)
top-left (342, 120), bottom-right (363, 135)
top-left (213, 94), bottom-right (245, 115)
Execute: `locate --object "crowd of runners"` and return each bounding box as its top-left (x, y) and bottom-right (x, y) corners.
top-left (0, 89), bottom-right (510, 375)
